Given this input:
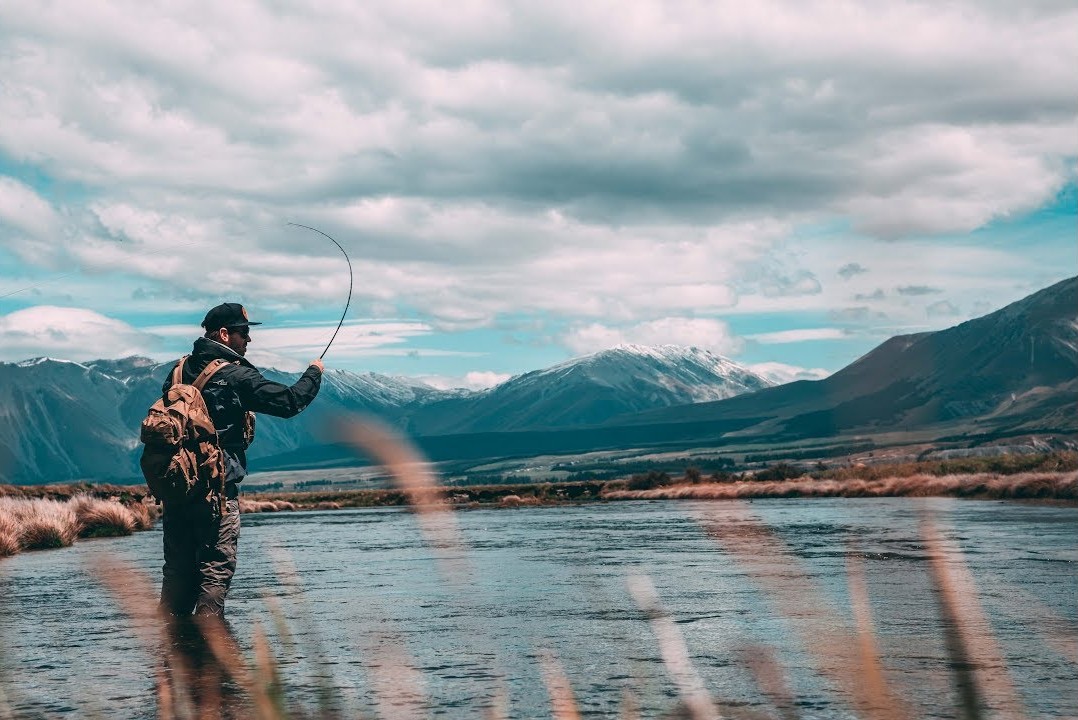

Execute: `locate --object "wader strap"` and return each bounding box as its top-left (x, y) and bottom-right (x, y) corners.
top-left (192, 358), bottom-right (229, 391)
top-left (171, 356), bottom-right (189, 386)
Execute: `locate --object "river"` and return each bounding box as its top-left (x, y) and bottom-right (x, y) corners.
top-left (1, 497), bottom-right (1075, 718)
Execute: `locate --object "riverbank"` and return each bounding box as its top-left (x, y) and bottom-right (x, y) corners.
top-left (603, 469), bottom-right (1078, 502)
top-left (4, 452), bottom-right (1075, 531)
top-left (243, 469), bottom-right (1078, 510)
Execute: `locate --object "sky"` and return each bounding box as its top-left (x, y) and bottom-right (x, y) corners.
top-left (0, 1), bottom-right (1075, 390)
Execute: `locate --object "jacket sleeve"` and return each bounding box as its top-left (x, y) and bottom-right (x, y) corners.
top-left (230, 365), bottom-right (323, 418)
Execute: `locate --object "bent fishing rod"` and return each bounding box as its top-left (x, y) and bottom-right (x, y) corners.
top-left (287, 222), bottom-right (353, 360)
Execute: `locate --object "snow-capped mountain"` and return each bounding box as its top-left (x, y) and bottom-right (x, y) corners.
top-left (0, 344), bottom-right (769, 484)
top-left (627, 276), bottom-right (1078, 438)
top-left (403, 345), bottom-right (772, 435)
top-left (0, 358), bottom-right (446, 484)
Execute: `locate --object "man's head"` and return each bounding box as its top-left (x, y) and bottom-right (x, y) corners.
top-left (201, 303), bottom-right (262, 357)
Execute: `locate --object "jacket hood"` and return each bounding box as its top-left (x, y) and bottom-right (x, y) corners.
top-left (190, 337), bottom-right (257, 370)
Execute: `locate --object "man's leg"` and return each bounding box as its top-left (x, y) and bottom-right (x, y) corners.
top-left (193, 499), bottom-right (241, 617)
top-left (160, 503), bottom-right (199, 615)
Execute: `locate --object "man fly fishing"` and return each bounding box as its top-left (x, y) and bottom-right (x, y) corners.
top-left (140, 224), bottom-right (349, 619)
top-left (154, 303), bottom-right (324, 617)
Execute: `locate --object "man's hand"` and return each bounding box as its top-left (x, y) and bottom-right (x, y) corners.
top-left (309, 359), bottom-right (325, 373)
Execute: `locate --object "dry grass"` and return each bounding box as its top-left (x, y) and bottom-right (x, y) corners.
top-left (71, 494), bottom-right (136, 537)
top-left (238, 499), bottom-right (296, 514)
top-left (603, 469), bottom-right (1078, 502)
top-left (0, 511), bottom-right (20, 557)
top-left (128, 499), bottom-right (157, 531)
top-left (0, 495), bottom-right (156, 559)
top-left (5, 497), bottom-right (79, 550)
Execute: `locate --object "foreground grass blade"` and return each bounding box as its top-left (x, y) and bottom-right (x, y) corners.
top-left (698, 503), bottom-right (911, 720)
top-left (538, 650), bottom-right (582, 720)
top-left (269, 548), bottom-right (344, 719)
top-left (922, 514), bottom-right (1027, 720)
top-left (196, 613), bottom-right (282, 720)
top-left (846, 549), bottom-right (903, 720)
top-left (626, 575), bottom-right (721, 720)
top-left (336, 416), bottom-right (473, 585)
top-left (364, 630), bottom-right (429, 720)
top-left (736, 644), bottom-right (797, 720)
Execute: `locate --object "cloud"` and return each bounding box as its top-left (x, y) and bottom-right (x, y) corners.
top-left (926, 300), bottom-right (960, 317)
top-left (748, 361), bottom-right (831, 384)
top-left (896, 285), bottom-right (942, 296)
top-left (417, 370), bottom-right (512, 391)
top-left (747, 328), bottom-right (847, 344)
top-left (146, 319), bottom-right (437, 364)
top-left (759, 270), bottom-right (822, 298)
top-left (854, 289), bottom-right (885, 301)
top-left (562, 317), bottom-right (743, 355)
top-left (0, 305), bottom-right (162, 361)
top-left (838, 263), bottom-right (868, 280)
top-left (0, 1), bottom-right (1074, 367)
top-left (829, 307), bottom-right (887, 322)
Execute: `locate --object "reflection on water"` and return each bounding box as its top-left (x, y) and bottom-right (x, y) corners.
top-left (0, 498), bottom-right (1075, 718)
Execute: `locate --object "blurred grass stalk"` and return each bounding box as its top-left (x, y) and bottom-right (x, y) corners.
top-left (922, 513), bottom-right (1026, 720)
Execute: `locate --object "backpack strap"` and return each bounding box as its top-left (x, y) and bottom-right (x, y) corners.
top-left (191, 358), bottom-right (230, 392)
top-left (170, 356), bottom-right (189, 386)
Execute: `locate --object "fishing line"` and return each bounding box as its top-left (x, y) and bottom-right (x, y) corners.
top-left (286, 222), bottom-right (353, 360)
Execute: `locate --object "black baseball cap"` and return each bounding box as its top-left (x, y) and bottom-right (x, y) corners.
top-left (201, 303), bottom-right (263, 332)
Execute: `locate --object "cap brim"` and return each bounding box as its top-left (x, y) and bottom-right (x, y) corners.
top-left (226, 321), bottom-right (263, 327)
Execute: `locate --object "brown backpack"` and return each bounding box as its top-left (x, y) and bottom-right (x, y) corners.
top-left (139, 356), bottom-right (229, 511)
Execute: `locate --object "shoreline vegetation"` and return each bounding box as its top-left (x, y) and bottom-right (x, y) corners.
top-left (2, 453), bottom-right (1074, 561)
top-left (0, 492), bottom-right (157, 559)
top-left (245, 450), bottom-right (1078, 508)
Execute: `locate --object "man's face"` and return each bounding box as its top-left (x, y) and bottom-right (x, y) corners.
top-left (222, 326), bottom-right (250, 356)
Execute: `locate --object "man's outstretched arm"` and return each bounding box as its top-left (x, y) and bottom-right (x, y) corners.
top-left (233, 359), bottom-right (324, 418)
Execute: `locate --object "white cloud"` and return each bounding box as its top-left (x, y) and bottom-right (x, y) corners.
top-left (837, 263), bottom-right (867, 280)
top-left (417, 370), bottom-right (512, 391)
top-left (562, 317), bottom-right (743, 355)
top-left (0, 177), bottom-right (60, 238)
top-left (748, 361), bottom-right (831, 384)
top-left (0, 0), bottom-right (1074, 367)
top-left (0, 306), bottom-right (161, 361)
top-left (926, 300), bottom-right (961, 317)
top-left (748, 328), bottom-right (847, 344)
top-left (145, 319), bottom-right (436, 365)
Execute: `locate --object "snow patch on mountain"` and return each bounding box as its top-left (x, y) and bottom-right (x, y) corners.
top-left (513, 343), bottom-right (772, 401)
top-left (16, 357), bottom-right (90, 369)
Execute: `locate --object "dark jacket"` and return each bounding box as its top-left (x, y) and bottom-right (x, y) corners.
top-left (162, 337), bottom-right (322, 492)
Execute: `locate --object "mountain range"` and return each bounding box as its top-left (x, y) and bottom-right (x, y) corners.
top-left (0, 343), bottom-right (771, 484)
top-left (1, 276), bottom-right (1074, 485)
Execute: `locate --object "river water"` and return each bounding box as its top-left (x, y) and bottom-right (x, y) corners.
top-left (1, 497), bottom-right (1075, 718)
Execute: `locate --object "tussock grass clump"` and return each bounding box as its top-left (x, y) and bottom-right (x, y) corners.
top-left (4, 498), bottom-right (79, 550)
top-left (127, 500), bottom-right (155, 531)
top-left (0, 512), bottom-right (20, 557)
top-left (71, 494), bottom-right (136, 538)
top-left (238, 499), bottom-right (289, 514)
top-left (0, 495), bottom-right (157, 559)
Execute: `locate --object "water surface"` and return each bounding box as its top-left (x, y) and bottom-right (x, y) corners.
top-left (1, 498), bottom-right (1075, 718)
